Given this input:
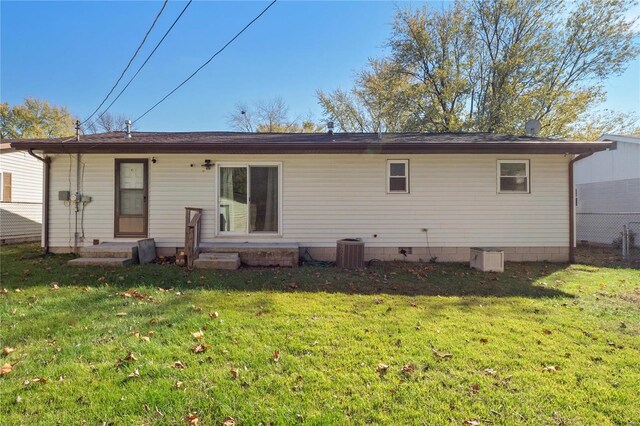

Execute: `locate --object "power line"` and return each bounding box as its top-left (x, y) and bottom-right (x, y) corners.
top-left (81, 0), bottom-right (168, 125)
top-left (88, 0), bottom-right (193, 129)
top-left (132, 0), bottom-right (278, 125)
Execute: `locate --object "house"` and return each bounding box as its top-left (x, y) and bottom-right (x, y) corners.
top-left (574, 134), bottom-right (640, 247)
top-left (10, 131), bottom-right (612, 265)
top-left (0, 143), bottom-right (43, 244)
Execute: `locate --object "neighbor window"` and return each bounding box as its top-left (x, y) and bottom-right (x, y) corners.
top-left (1, 171), bottom-right (11, 202)
top-left (218, 164), bottom-right (280, 234)
top-left (387, 160), bottom-right (409, 193)
top-left (498, 160), bottom-right (529, 193)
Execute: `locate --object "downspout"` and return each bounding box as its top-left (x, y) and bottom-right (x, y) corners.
top-left (74, 153), bottom-right (81, 254)
top-left (568, 152), bottom-right (594, 263)
top-left (28, 149), bottom-right (51, 254)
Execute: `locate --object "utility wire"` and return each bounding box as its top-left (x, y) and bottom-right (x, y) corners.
top-left (81, 0), bottom-right (168, 125)
top-left (132, 0), bottom-right (278, 124)
top-left (88, 0), bottom-right (193, 129)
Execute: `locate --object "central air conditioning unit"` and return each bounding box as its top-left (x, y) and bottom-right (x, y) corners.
top-left (336, 238), bottom-right (365, 269)
top-left (470, 247), bottom-right (504, 272)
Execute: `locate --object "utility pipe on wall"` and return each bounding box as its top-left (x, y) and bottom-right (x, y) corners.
top-left (568, 152), bottom-right (594, 263)
top-left (28, 149), bottom-right (51, 254)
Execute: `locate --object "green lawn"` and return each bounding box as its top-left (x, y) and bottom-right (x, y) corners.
top-left (1, 244), bottom-right (639, 425)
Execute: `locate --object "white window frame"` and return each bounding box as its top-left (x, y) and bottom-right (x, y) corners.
top-left (387, 159), bottom-right (409, 194)
top-left (497, 160), bottom-right (530, 194)
top-left (215, 162), bottom-right (283, 236)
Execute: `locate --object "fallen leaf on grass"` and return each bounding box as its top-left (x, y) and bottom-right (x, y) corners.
top-left (484, 368), bottom-right (496, 375)
top-left (116, 312), bottom-right (127, 317)
top-left (223, 416), bottom-right (235, 426)
top-left (0, 288), bottom-right (8, 294)
top-left (543, 365), bottom-right (560, 372)
top-left (193, 344), bottom-right (210, 354)
top-left (469, 383), bottom-right (480, 394)
top-left (141, 336), bottom-right (151, 342)
top-left (273, 350), bottom-right (280, 362)
top-left (230, 368), bottom-right (239, 379)
top-left (173, 361), bottom-right (186, 369)
top-left (401, 363), bottom-right (415, 374)
top-left (192, 330), bottom-right (204, 340)
top-left (127, 369), bottom-right (140, 379)
top-left (463, 420), bottom-right (480, 426)
top-left (376, 364), bottom-right (389, 374)
top-left (543, 329), bottom-right (552, 335)
top-left (208, 311), bottom-right (219, 319)
top-left (433, 350), bottom-right (453, 360)
top-left (173, 381), bottom-right (183, 389)
top-left (82, 286), bottom-right (91, 292)
top-left (124, 352), bottom-right (138, 361)
top-left (3, 347), bottom-right (15, 355)
top-left (50, 283), bottom-right (60, 291)
top-left (14, 289), bottom-right (21, 293)
top-left (479, 338), bottom-right (489, 344)
top-left (1, 363), bottom-right (16, 375)
top-left (186, 413), bottom-right (199, 425)
top-left (24, 378), bottom-right (47, 385)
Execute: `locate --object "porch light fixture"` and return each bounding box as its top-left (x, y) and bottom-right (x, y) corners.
top-left (201, 159), bottom-right (213, 170)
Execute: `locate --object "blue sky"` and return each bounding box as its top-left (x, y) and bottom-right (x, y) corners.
top-left (1, 1), bottom-right (639, 132)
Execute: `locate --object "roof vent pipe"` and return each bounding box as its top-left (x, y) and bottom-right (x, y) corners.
top-left (125, 120), bottom-right (132, 139)
top-left (327, 121), bottom-right (334, 136)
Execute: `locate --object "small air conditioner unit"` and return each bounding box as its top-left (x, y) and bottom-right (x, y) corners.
top-left (470, 247), bottom-right (504, 272)
top-left (336, 238), bottom-right (365, 269)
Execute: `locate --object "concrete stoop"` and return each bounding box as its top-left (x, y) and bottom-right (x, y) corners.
top-left (193, 253), bottom-right (241, 270)
top-left (67, 257), bottom-right (135, 267)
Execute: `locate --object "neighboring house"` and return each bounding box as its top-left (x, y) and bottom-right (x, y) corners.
top-left (574, 134), bottom-right (640, 246)
top-left (0, 143), bottom-right (43, 244)
top-left (10, 132), bottom-right (611, 263)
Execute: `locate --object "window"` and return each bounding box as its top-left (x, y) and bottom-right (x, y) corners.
top-left (387, 160), bottom-right (409, 193)
top-left (218, 164), bottom-right (280, 234)
top-left (1, 171), bottom-right (12, 202)
top-left (497, 160), bottom-right (530, 193)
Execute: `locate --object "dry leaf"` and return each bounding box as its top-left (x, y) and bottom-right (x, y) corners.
top-left (209, 311), bottom-right (219, 319)
top-left (433, 350), bottom-right (453, 360)
top-left (116, 312), bottom-right (127, 317)
top-left (401, 363), bottom-right (415, 374)
top-left (273, 350), bottom-right (280, 362)
top-left (173, 360), bottom-right (186, 369)
top-left (124, 352), bottom-right (137, 361)
top-left (50, 283), bottom-right (60, 291)
top-left (3, 347), bottom-right (15, 355)
top-left (463, 420), bottom-right (480, 426)
top-left (0, 288), bottom-right (8, 294)
top-left (192, 330), bottom-right (204, 340)
top-left (127, 369), bottom-right (140, 379)
top-left (470, 383), bottom-right (480, 394)
top-left (193, 344), bottom-right (210, 354)
top-left (376, 364), bottom-right (389, 374)
top-left (223, 416), bottom-right (235, 426)
top-left (543, 365), bottom-right (560, 372)
top-left (230, 368), bottom-right (239, 379)
top-left (186, 413), bottom-right (199, 425)
top-left (484, 368), bottom-right (496, 375)
top-left (479, 338), bottom-right (489, 344)
top-left (141, 336), bottom-right (151, 342)
top-left (1, 363), bottom-right (14, 375)
top-left (173, 381), bottom-right (183, 389)
top-left (543, 329), bottom-right (552, 335)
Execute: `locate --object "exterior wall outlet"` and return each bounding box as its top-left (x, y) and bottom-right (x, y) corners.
top-left (421, 228), bottom-right (428, 233)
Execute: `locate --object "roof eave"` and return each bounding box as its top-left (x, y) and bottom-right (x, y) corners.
top-left (9, 141), bottom-right (613, 155)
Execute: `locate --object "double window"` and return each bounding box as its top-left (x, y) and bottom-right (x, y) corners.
top-left (387, 160), bottom-right (409, 193)
top-left (497, 160), bottom-right (530, 193)
top-left (218, 164), bottom-right (280, 234)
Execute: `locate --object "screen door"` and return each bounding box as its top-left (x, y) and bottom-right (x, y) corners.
top-left (115, 159), bottom-right (148, 237)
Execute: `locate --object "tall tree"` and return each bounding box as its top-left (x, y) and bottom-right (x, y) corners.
top-left (0, 98), bottom-right (76, 139)
top-left (228, 97), bottom-right (324, 133)
top-left (318, 0), bottom-right (639, 138)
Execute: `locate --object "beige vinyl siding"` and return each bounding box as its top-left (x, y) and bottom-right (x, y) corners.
top-left (0, 149), bottom-right (43, 240)
top-left (47, 153), bottom-right (569, 250)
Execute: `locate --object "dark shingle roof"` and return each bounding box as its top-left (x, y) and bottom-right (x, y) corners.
top-left (9, 131), bottom-right (612, 154)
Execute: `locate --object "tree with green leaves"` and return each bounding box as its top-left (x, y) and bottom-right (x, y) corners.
top-left (0, 98), bottom-right (76, 139)
top-left (228, 97), bottom-right (324, 133)
top-left (318, 0), bottom-right (639, 138)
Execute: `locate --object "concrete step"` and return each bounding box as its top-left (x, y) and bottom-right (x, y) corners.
top-left (194, 253), bottom-right (240, 270)
top-left (67, 257), bottom-right (135, 267)
top-left (79, 243), bottom-right (139, 261)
